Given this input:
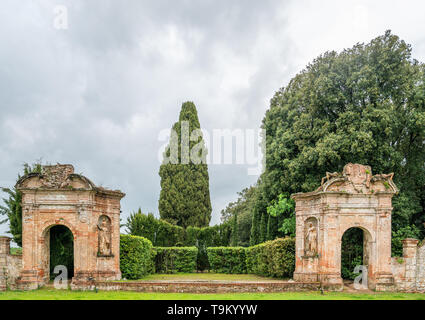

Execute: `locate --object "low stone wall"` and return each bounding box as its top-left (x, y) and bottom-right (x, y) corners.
top-left (71, 280), bottom-right (321, 293)
top-left (0, 237), bottom-right (23, 291)
top-left (391, 238), bottom-right (425, 292)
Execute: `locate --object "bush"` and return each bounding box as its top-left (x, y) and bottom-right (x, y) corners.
top-left (207, 247), bottom-right (247, 274)
top-left (120, 234), bottom-right (155, 280)
top-left (246, 237), bottom-right (295, 278)
top-left (125, 210), bottom-right (186, 247)
top-left (155, 247), bottom-right (198, 273)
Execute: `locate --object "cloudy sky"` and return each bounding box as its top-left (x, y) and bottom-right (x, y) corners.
top-left (1, 0), bottom-right (425, 237)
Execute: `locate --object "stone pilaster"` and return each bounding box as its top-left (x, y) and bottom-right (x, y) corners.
top-left (0, 237), bottom-right (11, 291)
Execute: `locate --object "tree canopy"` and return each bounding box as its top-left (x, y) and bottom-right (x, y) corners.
top-left (251, 31), bottom-right (425, 247)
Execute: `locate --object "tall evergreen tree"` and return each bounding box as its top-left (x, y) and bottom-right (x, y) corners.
top-left (259, 210), bottom-right (268, 243)
top-left (159, 101), bottom-right (212, 228)
top-left (231, 212), bottom-right (239, 246)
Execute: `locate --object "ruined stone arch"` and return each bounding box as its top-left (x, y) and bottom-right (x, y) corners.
top-left (293, 163), bottom-right (397, 291)
top-left (15, 164), bottom-right (125, 290)
top-left (40, 222), bottom-right (76, 281)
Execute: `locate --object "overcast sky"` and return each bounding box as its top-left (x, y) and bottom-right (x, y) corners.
top-left (1, 0), bottom-right (425, 238)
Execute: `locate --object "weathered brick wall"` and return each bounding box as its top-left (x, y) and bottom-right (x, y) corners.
top-left (72, 280), bottom-right (321, 293)
top-left (7, 254), bottom-right (23, 290)
top-left (391, 239), bottom-right (425, 292)
top-left (416, 242), bottom-right (425, 291)
top-left (0, 237), bottom-right (8, 291)
top-left (0, 237), bottom-right (23, 291)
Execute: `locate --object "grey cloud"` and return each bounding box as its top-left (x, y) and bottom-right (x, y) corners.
top-left (1, 0), bottom-right (425, 238)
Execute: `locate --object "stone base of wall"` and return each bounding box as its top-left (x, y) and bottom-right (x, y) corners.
top-left (73, 270), bottom-right (121, 281)
top-left (294, 272), bottom-right (344, 291)
top-left (71, 280), bottom-right (321, 293)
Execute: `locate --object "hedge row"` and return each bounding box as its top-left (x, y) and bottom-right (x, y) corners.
top-left (208, 238), bottom-right (295, 278)
top-left (126, 212), bottom-right (232, 271)
top-left (154, 247), bottom-right (198, 273)
top-left (119, 235), bottom-right (294, 278)
top-left (126, 212), bottom-right (186, 247)
top-left (207, 247), bottom-right (247, 274)
top-left (120, 234), bottom-right (155, 280)
top-left (246, 238), bottom-right (295, 278)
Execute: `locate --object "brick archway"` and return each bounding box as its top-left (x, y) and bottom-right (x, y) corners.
top-left (40, 222), bottom-right (76, 282)
top-left (292, 163), bottom-right (398, 291)
top-left (339, 226), bottom-right (373, 283)
top-left (15, 164), bottom-right (125, 290)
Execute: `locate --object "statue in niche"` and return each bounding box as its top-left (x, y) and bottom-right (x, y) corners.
top-left (98, 215), bottom-right (111, 256)
top-left (305, 222), bottom-right (317, 256)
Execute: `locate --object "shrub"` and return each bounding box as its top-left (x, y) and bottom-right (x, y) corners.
top-left (246, 237), bottom-right (295, 278)
top-left (207, 247), bottom-right (247, 274)
top-left (155, 247), bottom-right (198, 273)
top-left (120, 234), bottom-right (155, 280)
top-left (125, 210), bottom-right (186, 247)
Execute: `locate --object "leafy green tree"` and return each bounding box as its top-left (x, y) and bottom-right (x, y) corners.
top-left (256, 31), bottom-right (425, 247)
top-left (159, 101), bottom-right (212, 228)
top-left (266, 194), bottom-right (295, 238)
top-left (0, 163), bottom-right (41, 246)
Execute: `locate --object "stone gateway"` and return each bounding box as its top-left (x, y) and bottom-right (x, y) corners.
top-left (292, 163), bottom-right (398, 291)
top-left (14, 164), bottom-right (125, 290)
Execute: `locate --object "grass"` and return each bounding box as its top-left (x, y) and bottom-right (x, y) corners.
top-left (0, 288), bottom-right (424, 300)
top-left (10, 247), bottom-right (22, 255)
top-left (1, 273), bottom-right (422, 300)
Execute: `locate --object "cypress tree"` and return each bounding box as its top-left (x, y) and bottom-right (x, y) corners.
top-left (231, 212), bottom-right (239, 246)
top-left (259, 210), bottom-right (268, 243)
top-left (159, 101), bottom-right (212, 228)
top-left (250, 207), bottom-right (261, 246)
top-left (250, 191), bottom-right (264, 245)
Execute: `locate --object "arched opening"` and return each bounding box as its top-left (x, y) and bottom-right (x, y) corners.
top-left (341, 227), bottom-right (372, 287)
top-left (49, 225), bottom-right (74, 280)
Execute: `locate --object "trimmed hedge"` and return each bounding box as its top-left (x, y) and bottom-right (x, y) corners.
top-left (120, 234), bottom-right (155, 280)
top-left (126, 211), bottom-right (186, 247)
top-left (185, 224), bottom-right (232, 271)
top-left (207, 247), bottom-right (247, 274)
top-left (246, 237), bottom-right (295, 278)
top-left (155, 247), bottom-right (198, 273)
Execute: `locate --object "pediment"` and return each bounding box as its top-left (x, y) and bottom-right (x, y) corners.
top-left (319, 163), bottom-right (398, 194)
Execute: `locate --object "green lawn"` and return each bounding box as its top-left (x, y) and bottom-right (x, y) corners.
top-left (0, 288), bottom-right (424, 300)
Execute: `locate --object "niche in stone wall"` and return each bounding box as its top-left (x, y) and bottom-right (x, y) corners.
top-left (304, 217), bottom-right (318, 257)
top-left (97, 215), bottom-right (112, 257)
